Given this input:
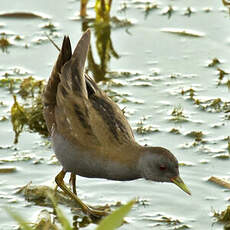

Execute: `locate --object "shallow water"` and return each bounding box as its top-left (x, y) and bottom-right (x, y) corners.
top-left (0, 0), bottom-right (230, 229)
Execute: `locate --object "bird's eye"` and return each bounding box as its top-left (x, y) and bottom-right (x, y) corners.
top-left (159, 165), bottom-right (166, 170)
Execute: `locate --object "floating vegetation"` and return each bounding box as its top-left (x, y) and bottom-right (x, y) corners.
top-left (10, 182), bottom-right (134, 230)
top-left (17, 182), bottom-right (72, 207)
top-left (213, 153), bottom-right (230, 159)
top-left (136, 117), bottom-right (158, 135)
top-left (8, 76), bottom-right (48, 143)
top-left (170, 105), bottom-right (188, 122)
top-left (11, 95), bottom-right (28, 144)
top-left (208, 176), bottom-right (230, 189)
top-left (108, 71), bottom-right (140, 79)
top-left (0, 11), bottom-right (49, 19)
top-left (186, 131), bottom-right (204, 142)
top-left (136, 125), bottom-right (157, 135)
top-left (213, 205), bottom-right (230, 229)
top-left (11, 94), bottom-right (48, 144)
top-left (207, 58), bottom-right (221, 67)
top-left (14, 35), bottom-right (23, 41)
top-left (111, 16), bottom-right (133, 28)
top-left (161, 5), bottom-right (175, 18)
top-left (132, 81), bottom-right (152, 87)
top-left (179, 161), bottom-right (195, 167)
top-left (217, 67), bottom-right (229, 81)
top-left (184, 7), bottom-right (194, 16)
top-left (0, 167), bottom-right (16, 173)
top-left (40, 21), bottom-right (58, 33)
top-left (0, 116), bottom-right (7, 121)
top-left (169, 128), bottom-right (181, 134)
top-left (0, 76), bottom-right (21, 93)
top-left (101, 79), bottom-right (124, 88)
top-left (181, 88), bottom-right (196, 100)
top-left (143, 214), bottom-right (189, 229)
top-left (0, 33), bottom-right (11, 52)
top-left (161, 28), bottom-right (204, 38)
top-left (191, 96), bottom-right (230, 119)
top-left (18, 76), bottom-right (44, 99)
top-left (144, 2), bottom-right (158, 18)
top-left (103, 87), bottom-right (130, 103)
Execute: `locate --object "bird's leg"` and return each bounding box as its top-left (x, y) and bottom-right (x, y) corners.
top-left (69, 173), bottom-right (77, 195)
top-left (55, 169), bottom-right (108, 218)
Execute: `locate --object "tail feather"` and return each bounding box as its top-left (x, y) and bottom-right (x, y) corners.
top-left (43, 36), bottom-right (72, 106)
top-left (43, 36), bottom-right (72, 133)
top-left (61, 29), bottom-right (91, 98)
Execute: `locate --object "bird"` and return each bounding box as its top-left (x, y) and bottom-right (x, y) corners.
top-left (43, 29), bottom-right (191, 218)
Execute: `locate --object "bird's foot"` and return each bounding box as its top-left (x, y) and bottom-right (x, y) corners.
top-left (82, 204), bottom-right (110, 219)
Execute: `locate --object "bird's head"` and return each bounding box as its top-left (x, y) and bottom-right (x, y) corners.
top-left (138, 146), bottom-right (191, 195)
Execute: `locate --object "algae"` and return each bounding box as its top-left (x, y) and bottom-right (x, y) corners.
top-left (162, 5), bottom-right (175, 18)
top-left (170, 105), bottom-right (188, 122)
top-left (207, 58), bottom-right (220, 67)
top-left (186, 131), bottom-right (203, 142)
top-left (0, 33), bottom-right (11, 52)
top-left (213, 205), bottom-right (230, 229)
top-left (8, 76), bottom-right (48, 143)
top-left (136, 117), bottom-right (158, 135)
top-left (169, 128), bottom-right (181, 134)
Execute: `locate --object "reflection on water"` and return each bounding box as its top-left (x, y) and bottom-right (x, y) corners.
top-left (1, 0), bottom-right (230, 229)
top-left (82, 20), bottom-right (119, 82)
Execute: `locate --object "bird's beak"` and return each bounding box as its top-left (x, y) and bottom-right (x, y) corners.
top-left (171, 176), bottom-right (191, 195)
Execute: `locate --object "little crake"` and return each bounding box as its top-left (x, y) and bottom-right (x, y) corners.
top-left (43, 29), bottom-right (191, 218)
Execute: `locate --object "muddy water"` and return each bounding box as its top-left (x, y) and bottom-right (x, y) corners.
top-left (0, 0), bottom-right (230, 229)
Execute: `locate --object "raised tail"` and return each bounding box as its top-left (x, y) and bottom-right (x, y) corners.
top-left (43, 36), bottom-right (72, 133)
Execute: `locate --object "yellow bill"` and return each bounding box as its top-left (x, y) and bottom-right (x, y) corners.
top-left (171, 176), bottom-right (191, 195)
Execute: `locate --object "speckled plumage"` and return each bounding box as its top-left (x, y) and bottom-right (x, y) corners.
top-left (43, 30), bottom-right (190, 217)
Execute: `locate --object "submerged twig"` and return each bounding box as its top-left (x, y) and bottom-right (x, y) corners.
top-left (209, 176), bottom-right (230, 189)
top-left (45, 33), bottom-right (60, 51)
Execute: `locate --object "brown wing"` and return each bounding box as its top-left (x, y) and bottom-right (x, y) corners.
top-left (44, 30), bottom-right (135, 156)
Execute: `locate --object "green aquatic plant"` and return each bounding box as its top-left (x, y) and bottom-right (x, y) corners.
top-left (217, 68), bottom-right (228, 81)
top-left (213, 205), bottom-right (230, 229)
top-left (6, 191), bottom-right (134, 230)
top-left (181, 88), bottom-right (195, 99)
top-left (9, 76), bottom-right (48, 143)
top-left (95, 0), bottom-right (112, 22)
top-left (0, 33), bottom-right (11, 52)
top-left (0, 77), bottom-right (21, 93)
top-left (79, 0), bottom-right (112, 21)
top-left (96, 200), bottom-right (135, 230)
top-left (207, 58), bottom-right (220, 67)
top-left (41, 21), bottom-right (57, 32)
top-left (184, 7), bottom-right (194, 16)
top-left (169, 128), bottom-right (180, 134)
top-left (170, 105), bottom-right (188, 122)
top-left (136, 117), bottom-right (157, 135)
top-left (144, 2), bottom-right (158, 18)
top-left (210, 98), bottom-right (222, 111)
top-left (11, 95), bottom-right (28, 144)
top-left (186, 131), bottom-right (203, 142)
top-left (162, 5), bottom-right (174, 18)
top-left (14, 35), bottom-right (23, 41)
top-left (19, 76), bottom-right (44, 98)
